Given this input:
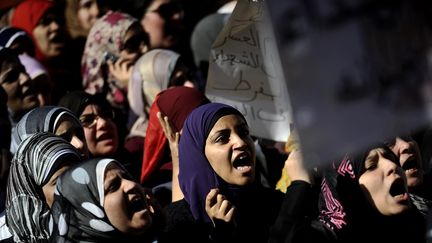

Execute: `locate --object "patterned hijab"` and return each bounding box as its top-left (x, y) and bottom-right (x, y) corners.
top-left (81, 11), bottom-right (137, 106)
top-left (10, 0), bottom-right (54, 61)
top-left (11, 106), bottom-right (81, 154)
top-left (6, 132), bottom-right (81, 243)
top-left (127, 49), bottom-right (180, 138)
top-left (50, 158), bottom-right (128, 242)
top-left (140, 87), bottom-right (209, 183)
top-left (178, 103), bottom-right (245, 223)
top-left (317, 145), bottom-right (422, 240)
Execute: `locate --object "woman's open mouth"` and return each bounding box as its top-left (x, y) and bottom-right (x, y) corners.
top-left (129, 196), bottom-right (147, 213)
top-left (233, 153), bottom-right (253, 173)
top-left (402, 157), bottom-right (418, 174)
top-left (389, 177), bottom-right (409, 203)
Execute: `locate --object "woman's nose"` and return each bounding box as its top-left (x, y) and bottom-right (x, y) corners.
top-left (122, 178), bottom-right (139, 193)
top-left (383, 158), bottom-right (398, 176)
top-left (49, 21), bottom-right (60, 31)
top-left (71, 135), bottom-right (85, 151)
top-left (393, 137), bottom-right (412, 155)
top-left (18, 72), bottom-right (30, 86)
top-left (90, 3), bottom-right (99, 16)
top-left (232, 133), bottom-right (247, 149)
top-left (96, 116), bottom-right (109, 129)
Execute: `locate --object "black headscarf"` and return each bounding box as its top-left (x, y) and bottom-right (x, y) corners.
top-left (58, 91), bottom-right (111, 118)
top-left (318, 145), bottom-right (426, 242)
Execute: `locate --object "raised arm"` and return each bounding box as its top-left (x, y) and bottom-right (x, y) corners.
top-left (157, 112), bottom-right (184, 201)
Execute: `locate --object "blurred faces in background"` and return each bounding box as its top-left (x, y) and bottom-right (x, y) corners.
top-left (140, 0), bottom-right (184, 49)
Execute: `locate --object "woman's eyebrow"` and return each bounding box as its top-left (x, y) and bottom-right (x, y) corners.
top-left (210, 128), bottom-right (229, 135)
top-left (381, 149), bottom-right (398, 162)
top-left (104, 172), bottom-right (115, 188)
top-left (366, 151), bottom-right (379, 162)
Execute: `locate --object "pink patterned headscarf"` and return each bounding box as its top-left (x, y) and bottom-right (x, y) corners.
top-left (81, 11), bottom-right (137, 107)
top-left (318, 145), bottom-right (396, 234)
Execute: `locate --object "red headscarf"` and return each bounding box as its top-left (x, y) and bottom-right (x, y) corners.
top-left (140, 87), bottom-right (209, 184)
top-left (11, 0), bottom-right (53, 61)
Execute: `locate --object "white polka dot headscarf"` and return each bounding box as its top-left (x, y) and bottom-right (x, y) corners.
top-left (50, 158), bottom-right (124, 242)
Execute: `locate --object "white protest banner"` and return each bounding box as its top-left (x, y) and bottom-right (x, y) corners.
top-left (266, 0), bottom-right (432, 164)
top-left (206, 0), bottom-right (292, 142)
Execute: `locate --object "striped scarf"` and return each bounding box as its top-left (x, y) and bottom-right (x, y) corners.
top-left (11, 106), bottom-right (80, 154)
top-left (6, 132), bottom-right (81, 243)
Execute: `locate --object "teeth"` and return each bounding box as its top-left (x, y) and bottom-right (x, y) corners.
top-left (236, 166), bottom-right (250, 171)
top-left (131, 196), bottom-right (142, 203)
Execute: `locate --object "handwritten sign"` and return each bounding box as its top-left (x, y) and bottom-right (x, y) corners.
top-left (266, 0), bottom-right (432, 165)
top-left (206, 0), bottom-right (292, 142)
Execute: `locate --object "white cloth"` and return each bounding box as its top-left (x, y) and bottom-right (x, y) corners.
top-left (0, 211), bottom-right (12, 240)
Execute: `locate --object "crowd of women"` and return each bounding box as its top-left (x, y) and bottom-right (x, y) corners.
top-left (1, 0), bottom-right (432, 242)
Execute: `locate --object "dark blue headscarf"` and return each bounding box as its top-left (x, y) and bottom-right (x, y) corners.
top-left (0, 26), bottom-right (34, 55)
top-left (178, 103), bottom-right (245, 223)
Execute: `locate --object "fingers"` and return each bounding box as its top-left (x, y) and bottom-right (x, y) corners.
top-left (107, 58), bottom-right (133, 87)
top-left (205, 188), bottom-right (219, 211)
top-left (219, 196), bottom-right (233, 215)
top-left (284, 149), bottom-right (313, 184)
top-left (205, 189), bottom-right (235, 224)
top-left (157, 112), bottom-right (166, 132)
top-left (174, 131), bottom-right (180, 143)
top-left (157, 112), bottom-right (178, 142)
top-left (157, 112), bottom-right (170, 136)
top-left (157, 111), bottom-right (180, 161)
top-left (109, 57), bottom-right (134, 70)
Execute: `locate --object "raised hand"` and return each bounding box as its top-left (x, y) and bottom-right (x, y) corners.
top-left (284, 149), bottom-right (314, 184)
top-left (107, 57), bottom-right (134, 88)
top-left (156, 112), bottom-right (183, 201)
top-left (205, 188), bottom-right (236, 227)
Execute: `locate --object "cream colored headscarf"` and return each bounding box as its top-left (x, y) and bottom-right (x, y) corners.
top-left (127, 49), bottom-right (180, 137)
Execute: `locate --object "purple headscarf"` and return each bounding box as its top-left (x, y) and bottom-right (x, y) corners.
top-left (178, 103), bottom-right (244, 223)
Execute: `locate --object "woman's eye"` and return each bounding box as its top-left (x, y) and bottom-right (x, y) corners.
top-left (238, 128), bottom-right (250, 137)
top-left (365, 161), bottom-right (378, 171)
top-left (81, 116), bottom-right (93, 123)
top-left (79, 115), bottom-right (96, 126)
top-left (83, 2), bottom-right (92, 8)
top-left (215, 135), bottom-right (229, 143)
top-left (0, 70), bottom-right (20, 84)
top-left (105, 178), bottom-right (120, 194)
top-left (366, 165), bottom-right (376, 171)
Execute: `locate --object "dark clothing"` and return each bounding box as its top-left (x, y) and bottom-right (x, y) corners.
top-left (270, 146), bottom-right (428, 243)
top-left (269, 181), bottom-right (335, 243)
top-left (161, 199), bottom-right (216, 243)
top-left (162, 187), bottom-right (284, 243)
top-left (0, 237), bottom-right (13, 243)
top-left (270, 180), bottom-right (426, 243)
